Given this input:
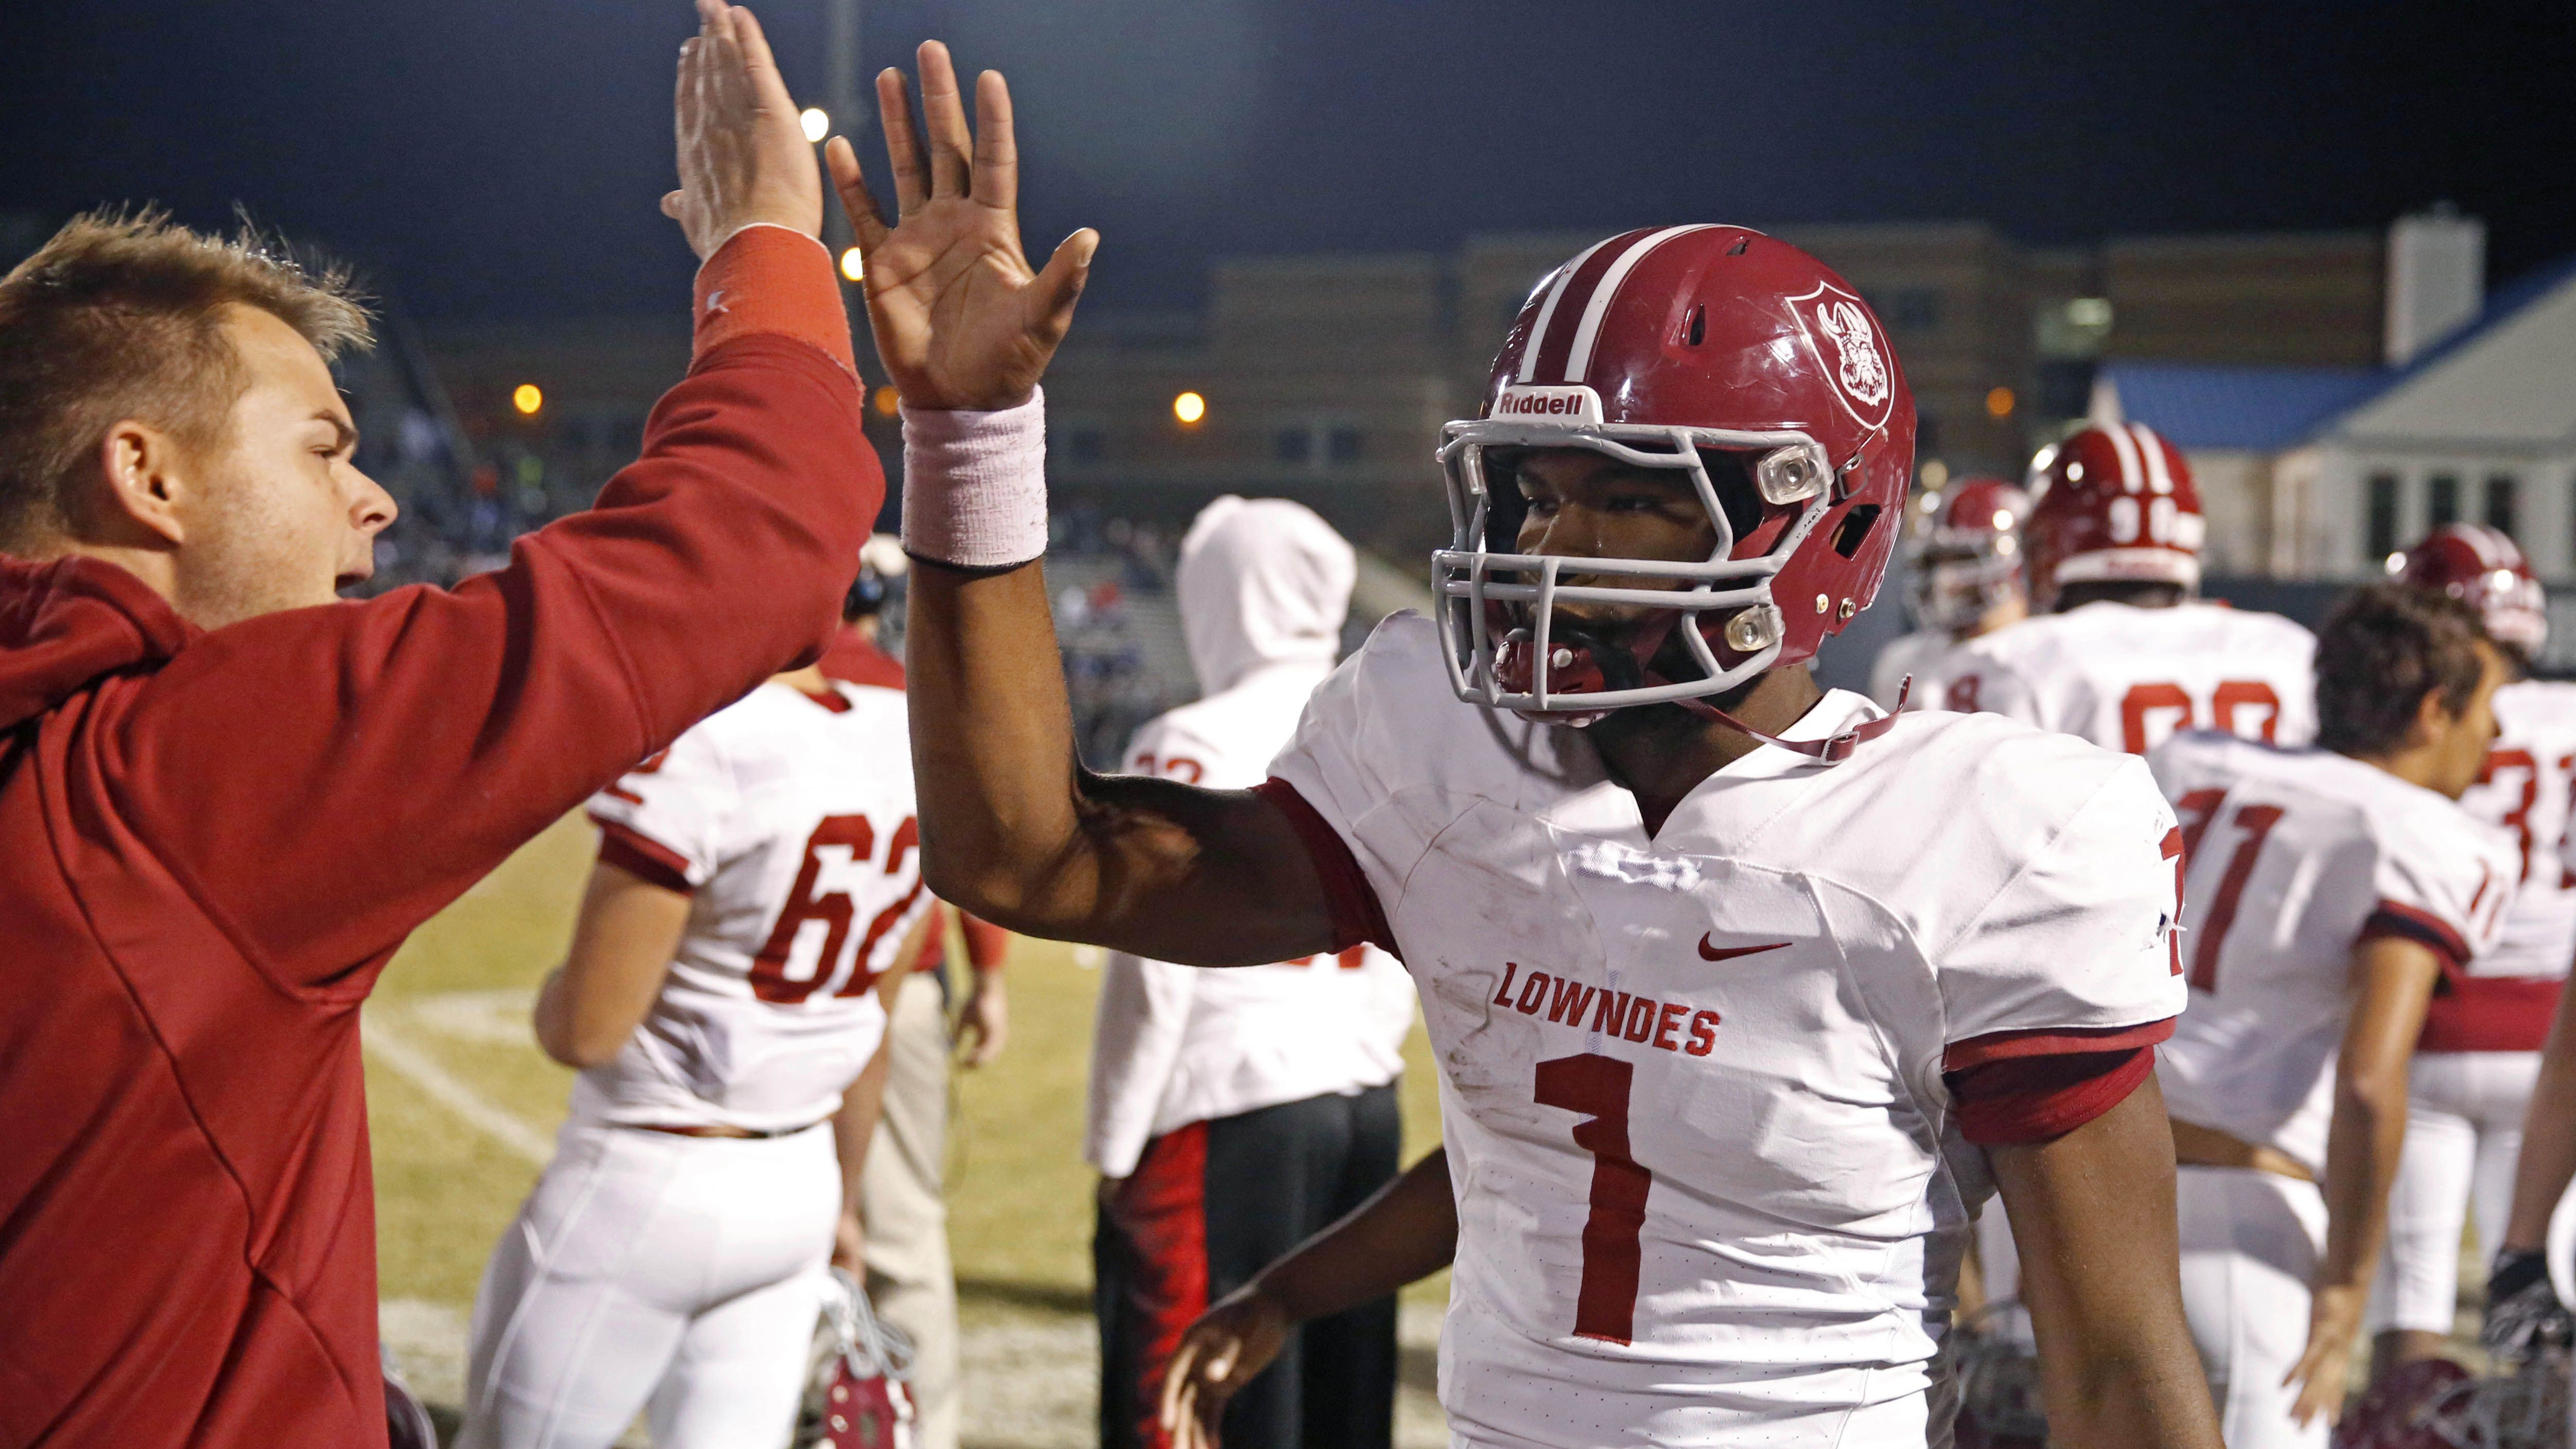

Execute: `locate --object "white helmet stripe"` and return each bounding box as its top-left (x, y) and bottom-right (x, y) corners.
top-left (2103, 421), bottom-right (2145, 493)
top-left (1564, 225), bottom-right (1712, 383)
top-left (1516, 236), bottom-right (1618, 384)
top-left (2132, 423), bottom-right (2173, 495)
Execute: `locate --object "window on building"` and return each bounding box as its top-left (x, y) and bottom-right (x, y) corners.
top-left (2427, 473), bottom-right (2460, 528)
top-left (2486, 474), bottom-right (2519, 537)
top-left (2367, 473), bottom-right (2400, 561)
top-left (1273, 427), bottom-right (1312, 464)
top-left (1327, 426), bottom-right (1364, 464)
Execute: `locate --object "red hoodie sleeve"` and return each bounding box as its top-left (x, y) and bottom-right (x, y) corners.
top-left (102, 228), bottom-right (879, 995)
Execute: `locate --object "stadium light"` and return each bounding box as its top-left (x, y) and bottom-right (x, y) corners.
top-left (840, 246), bottom-right (866, 282)
top-left (873, 385), bottom-right (901, 418)
top-left (800, 107), bottom-right (830, 143)
top-left (1984, 386), bottom-right (2015, 419)
top-left (512, 384), bottom-right (543, 417)
top-left (1172, 390), bottom-right (1207, 425)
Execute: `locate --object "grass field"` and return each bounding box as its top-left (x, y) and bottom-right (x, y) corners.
top-left (363, 812), bottom-right (1451, 1446)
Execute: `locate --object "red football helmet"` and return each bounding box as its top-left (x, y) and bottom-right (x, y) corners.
top-left (1435, 225), bottom-right (1916, 723)
top-left (1903, 477), bottom-right (2031, 635)
top-left (2392, 523), bottom-right (2548, 655)
top-left (799, 1269), bottom-right (917, 1449)
top-left (2023, 422), bottom-right (2204, 611)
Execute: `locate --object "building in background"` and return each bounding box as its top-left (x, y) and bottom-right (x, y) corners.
top-left (2094, 210), bottom-right (2576, 666)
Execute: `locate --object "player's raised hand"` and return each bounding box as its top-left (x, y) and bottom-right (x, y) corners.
top-left (829, 42), bottom-right (1097, 411)
top-left (661, 0), bottom-right (825, 260)
top-left (1158, 1286), bottom-right (1291, 1449)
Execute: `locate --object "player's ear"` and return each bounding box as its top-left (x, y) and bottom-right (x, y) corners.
top-left (90, 418), bottom-right (192, 548)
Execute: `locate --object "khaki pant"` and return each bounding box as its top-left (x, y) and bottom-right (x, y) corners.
top-left (861, 973), bottom-right (959, 1449)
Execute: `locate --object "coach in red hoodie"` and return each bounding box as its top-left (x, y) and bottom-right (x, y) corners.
top-left (0, 5), bottom-right (967, 1443)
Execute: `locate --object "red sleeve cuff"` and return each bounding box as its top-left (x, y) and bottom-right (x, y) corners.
top-left (1947, 1044), bottom-right (2159, 1146)
top-left (1942, 1016), bottom-right (2176, 1073)
top-left (1253, 778), bottom-right (1399, 959)
top-left (692, 226), bottom-right (858, 379)
top-left (2359, 901), bottom-right (2473, 978)
top-left (589, 816), bottom-right (696, 896)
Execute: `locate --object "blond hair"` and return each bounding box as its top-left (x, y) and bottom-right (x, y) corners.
top-left (0, 209), bottom-right (372, 548)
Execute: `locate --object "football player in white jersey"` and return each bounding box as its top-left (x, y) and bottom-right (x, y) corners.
top-left (834, 48), bottom-right (2221, 1449)
top-left (1869, 476), bottom-right (2029, 709)
top-left (2368, 525), bottom-right (2576, 1381)
top-left (457, 586), bottom-right (938, 1449)
top-left (1089, 495), bottom-right (1418, 1449)
top-left (2150, 583), bottom-right (2516, 1449)
top-left (1933, 422), bottom-right (2316, 753)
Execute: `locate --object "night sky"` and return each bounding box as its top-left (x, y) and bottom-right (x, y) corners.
top-left (3, 1), bottom-right (2569, 320)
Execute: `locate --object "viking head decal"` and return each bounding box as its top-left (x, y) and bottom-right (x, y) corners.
top-left (1787, 281), bottom-right (1897, 429)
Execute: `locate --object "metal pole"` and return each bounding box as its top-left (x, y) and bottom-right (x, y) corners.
top-left (825, 0), bottom-right (862, 257)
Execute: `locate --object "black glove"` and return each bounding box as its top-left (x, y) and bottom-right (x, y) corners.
top-left (2484, 1248), bottom-right (2574, 1358)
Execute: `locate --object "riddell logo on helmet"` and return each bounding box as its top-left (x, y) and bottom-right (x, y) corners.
top-left (1490, 385), bottom-right (1604, 424)
top-left (1785, 281), bottom-right (1895, 432)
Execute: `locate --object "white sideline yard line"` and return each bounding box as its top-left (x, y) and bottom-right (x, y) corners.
top-left (364, 1012), bottom-right (554, 1166)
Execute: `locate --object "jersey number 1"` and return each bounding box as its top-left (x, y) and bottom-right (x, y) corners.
top-left (1534, 1053), bottom-right (1651, 1346)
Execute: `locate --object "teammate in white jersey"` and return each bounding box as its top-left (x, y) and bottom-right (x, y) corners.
top-left (1089, 495), bottom-right (1417, 1449)
top-left (2150, 584), bottom-right (2515, 1449)
top-left (1869, 476), bottom-right (2028, 709)
top-left (2365, 525), bottom-right (2576, 1382)
top-left (459, 591), bottom-right (937, 1449)
top-left (831, 55), bottom-right (2222, 1449)
top-left (1933, 422), bottom-right (2315, 753)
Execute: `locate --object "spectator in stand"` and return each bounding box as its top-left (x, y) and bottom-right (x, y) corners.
top-left (1087, 498), bottom-right (1417, 1449)
top-left (820, 535), bottom-right (1012, 1449)
top-left (0, 3), bottom-right (892, 1442)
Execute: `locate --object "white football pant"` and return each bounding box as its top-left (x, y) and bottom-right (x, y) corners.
top-left (2368, 1050), bottom-right (2540, 1335)
top-left (859, 971), bottom-right (961, 1449)
top-left (2176, 1165), bottom-right (2330, 1449)
top-left (458, 1119), bottom-right (839, 1449)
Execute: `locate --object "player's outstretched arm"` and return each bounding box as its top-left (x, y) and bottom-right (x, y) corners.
top-left (2284, 936), bottom-right (2441, 1421)
top-left (1991, 1076), bottom-right (2224, 1449)
top-left (1160, 1148), bottom-right (1456, 1448)
top-left (834, 44), bottom-right (1338, 965)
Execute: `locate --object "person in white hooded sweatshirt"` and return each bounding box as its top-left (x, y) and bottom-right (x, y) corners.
top-left (1087, 496), bottom-right (1419, 1449)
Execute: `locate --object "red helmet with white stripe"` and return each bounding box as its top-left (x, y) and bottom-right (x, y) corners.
top-left (1904, 477), bottom-right (2031, 634)
top-left (1435, 225), bottom-right (1916, 720)
top-left (2392, 523), bottom-right (2548, 656)
top-left (2023, 422), bottom-right (2204, 612)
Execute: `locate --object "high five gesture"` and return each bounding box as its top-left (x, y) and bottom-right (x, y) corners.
top-left (829, 43), bottom-right (1097, 410)
top-left (661, 0), bottom-right (825, 259)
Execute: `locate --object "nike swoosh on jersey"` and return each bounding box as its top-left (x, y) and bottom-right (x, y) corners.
top-left (1697, 935), bottom-right (1792, 962)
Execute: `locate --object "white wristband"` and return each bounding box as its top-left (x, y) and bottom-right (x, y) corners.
top-left (900, 388), bottom-right (1049, 569)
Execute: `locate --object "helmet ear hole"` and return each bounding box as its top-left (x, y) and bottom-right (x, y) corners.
top-left (1831, 504), bottom-right (1883, 560)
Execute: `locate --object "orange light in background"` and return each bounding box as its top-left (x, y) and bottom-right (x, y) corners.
top-left (1172, 390), bottom-right (1207, 425)
top-left (1984, 386), bottom-right (2016, 419)
top-left (839, 247), bottom-right (865, 283)
top-left (511, 384), bottom-right (543, 417)
top-left (873, 385), bottom-right (901, 418)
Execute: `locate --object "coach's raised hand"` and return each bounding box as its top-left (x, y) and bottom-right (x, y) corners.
top-left (829, 42), bottom-right (1097, 409)
top-left (661, 0), bottom-right (825, 259)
